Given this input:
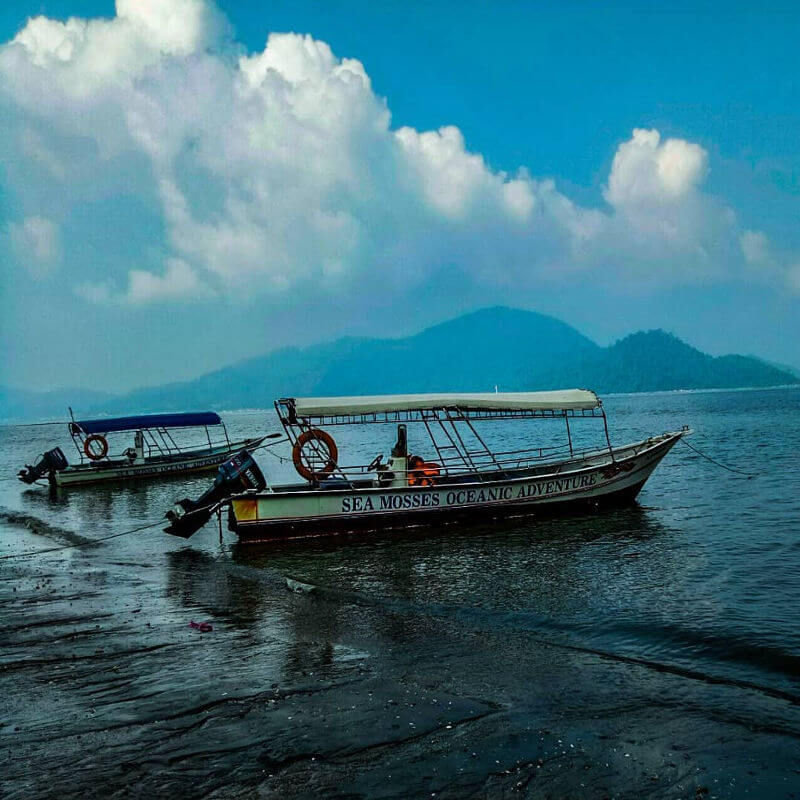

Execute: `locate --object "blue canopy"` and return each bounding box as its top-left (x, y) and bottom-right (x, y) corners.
top-left (72, 412), bottom-right (222, 435)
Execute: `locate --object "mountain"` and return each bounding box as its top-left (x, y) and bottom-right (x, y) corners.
top-left (553, 330), bottom-right (799, 394)
top-left (759, 358), bottom-right (800, 379)
top-left (3, 307), bottom-right (797, 421)
top-left (92, 307), bottom-right (601, 413)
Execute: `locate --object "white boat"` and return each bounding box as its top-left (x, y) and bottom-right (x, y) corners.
top-left (164, 391), bottom-right (689, 542)
top-left (19, 411), bottom-right (266, 487)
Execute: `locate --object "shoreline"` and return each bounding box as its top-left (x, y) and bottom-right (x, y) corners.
top-left (2, 382), bottom-right (799, 427)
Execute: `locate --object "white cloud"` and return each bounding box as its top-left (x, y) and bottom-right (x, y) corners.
top-left (740, 229), bottom-right (770, 265)
top-left (605, 128), bottom-right (707, 208)
top-left (9, 0), bottom-right (225, 94)
top-left (396, 125), bottom-right (496, 218)
top-left (19, 126), bottom-right (66, 178)
top-left (788, 264), bottom-right (800, 293)
top-left (116, 0), bottom-right (226, 55)
top-left (738, 230), bottom-right (800, 293)
top-left (126, 258), bottom-right (209, 303)
top-left (79, 258), bottom-right (210, 305)
top-left (6, 215), bottom-right (61, 275)
top-left (0, 0), bottom-right (794, 306)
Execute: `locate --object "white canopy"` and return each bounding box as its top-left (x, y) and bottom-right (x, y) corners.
top-left (289, 390), bottom-right (600, 417)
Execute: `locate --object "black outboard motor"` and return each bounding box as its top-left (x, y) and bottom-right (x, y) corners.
top-left (164, 449), bottom-right (266, 538)
top-left (18, 447), bottom-right (69, 484)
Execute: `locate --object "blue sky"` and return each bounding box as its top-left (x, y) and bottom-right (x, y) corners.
top-left (1, 0), bottom-right (799, 392)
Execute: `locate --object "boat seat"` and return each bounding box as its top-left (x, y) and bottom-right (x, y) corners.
top-left (91, 459), bottom-right (126, 468)
top-left (318, 478), bottom-right (352, 490)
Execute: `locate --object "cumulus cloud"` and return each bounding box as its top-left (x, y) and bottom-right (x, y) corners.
top-left (740, 229), bottom-right (770, 266)
top-left (78, 258), bottom-right (210, 305)
top-left (6, 215), bottom-right (61, 275)
top-left (605, 128), bottom-right (707, 208)
top-left (0, 0), bottom-right (794, 306)
top-left (9, 0), bottom-right (225, 93)
top-left (738, 230), bottom-right (800, 294)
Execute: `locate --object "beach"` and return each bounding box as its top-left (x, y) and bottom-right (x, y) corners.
top-left (2, 388), bottom-right (799, 798)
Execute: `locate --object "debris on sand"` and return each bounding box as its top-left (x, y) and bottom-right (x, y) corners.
top-left (286, 577), bottom-right (315, 594)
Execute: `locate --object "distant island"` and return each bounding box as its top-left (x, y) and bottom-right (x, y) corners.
top-left (2, 307), bottom-right (798, 420)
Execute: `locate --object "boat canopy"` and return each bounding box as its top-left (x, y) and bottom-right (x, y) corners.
top-left (72, 412), bottom-right (222, 435)
top-left (288, 390), bottom-right (600, 417)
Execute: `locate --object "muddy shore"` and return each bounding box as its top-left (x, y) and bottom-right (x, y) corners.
top-left (3, 391), bottom-right (800, 799)
top-left (2, 518), bottom-right (798, 799)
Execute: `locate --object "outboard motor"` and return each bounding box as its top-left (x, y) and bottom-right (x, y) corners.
top-left (164, 449), bottom-right (266, 538)
top-left (18, 447), bottom-right (69, 484)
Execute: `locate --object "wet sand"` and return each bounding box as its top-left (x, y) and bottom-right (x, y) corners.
top-left (2, 522), bottom-right (798, 800)
top-left (3, 391), bottom-right (800, 798)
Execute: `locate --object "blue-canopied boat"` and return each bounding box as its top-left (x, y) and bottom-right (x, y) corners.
top-left (19, 411), bottom-right (265, 487)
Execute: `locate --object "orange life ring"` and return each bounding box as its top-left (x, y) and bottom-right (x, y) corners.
top-left (292, 428), bottom-right (338, 482)
top-left (84, 434), bottom-right (108, 461)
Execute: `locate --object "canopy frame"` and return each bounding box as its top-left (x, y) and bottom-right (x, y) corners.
top-left (275, 392), bottom-right (615, 487)
top-left (66, 408), bottom-right (231, 464)
top-left (70, 411), bottom-right (222, 435)
top-left (282, 390), bottom-right (599, 420)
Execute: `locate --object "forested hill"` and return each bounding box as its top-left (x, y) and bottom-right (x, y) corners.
top-left (2, 307), bottom-right (797, 419)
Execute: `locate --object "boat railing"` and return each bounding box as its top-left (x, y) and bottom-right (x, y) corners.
top-left (71, 425), bottom-right (236, 464)
top-left (324, 437), bottom-right (660, 485)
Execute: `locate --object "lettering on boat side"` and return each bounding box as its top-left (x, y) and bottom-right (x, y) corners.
top-left (104, 456), bottom-right (220, 478)
top-left (339, 472), bottom-right (600, 514)
top-left (514, 472), bottom-right (598, 498)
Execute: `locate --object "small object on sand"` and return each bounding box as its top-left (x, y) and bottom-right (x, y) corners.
top-left (189, 620), bottom-right (213, 632)
top-left (286, 577), bottom-right (315, 594)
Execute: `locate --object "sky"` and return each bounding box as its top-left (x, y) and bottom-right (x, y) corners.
top-left (1, 0), bottom-right (799, 393)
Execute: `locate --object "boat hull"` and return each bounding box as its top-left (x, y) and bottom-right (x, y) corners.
top-left (53, 438), bottom-right (264, 487)
top-left (229, 431), bottom-right (684, 543)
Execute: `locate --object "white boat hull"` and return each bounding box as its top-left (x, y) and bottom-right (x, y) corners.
top-left (229, 431), bottom-right (685, 542)
top-left (54, 438), bottom-right (264, 487)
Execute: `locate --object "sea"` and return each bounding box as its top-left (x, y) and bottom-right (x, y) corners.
top-left (1, 387), bottom-right (799, 799)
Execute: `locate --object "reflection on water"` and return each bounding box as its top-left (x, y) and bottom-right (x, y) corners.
top-left (166, 547), bottom-right (274, 627)
top-left (3, 388), bottom-right (800, 701)
top-left (3, 390), bottom-right (800, 798)
top-left (229, 505), bottom-right (675, 611)
top-left (162, 507), bottom-right (679, 675)
top-left (166, 547), bottom-right (354, 684)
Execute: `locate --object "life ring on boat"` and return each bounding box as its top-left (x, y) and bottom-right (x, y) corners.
top-left (292, 428), bottom-right (338, 482)
top-left (407, 455), bottom-right (441, 487)
top-left (83, 434), bottom-right (108, 461)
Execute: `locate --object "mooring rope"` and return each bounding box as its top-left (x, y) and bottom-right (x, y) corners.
top-left (0, 440), bottom-right (291, 559)
top-left (249, 437), bottom-right (290, 463)
top-left (0, 518), bottom-right (166, 561)
top-left (679, 437), bottom-right (755, 478)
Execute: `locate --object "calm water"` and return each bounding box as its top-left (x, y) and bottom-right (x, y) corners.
top-left (1, 388), bottom-right (799, 798)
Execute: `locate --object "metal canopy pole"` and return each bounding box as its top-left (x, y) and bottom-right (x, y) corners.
top-left (459, 411), bottom-right (503, 472)
top-left (426, 413), bottom-right (473, 474)
top-left (221, 420), bottom-right (231, 447)
top-left (421, 416), bottom-right (451, 469)
top-left (443, 409), bottom-right (484, 478)
top-left (601, 405), bottom-right (615, 462)
top-left (565, 412), bottom-right (573, 455)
